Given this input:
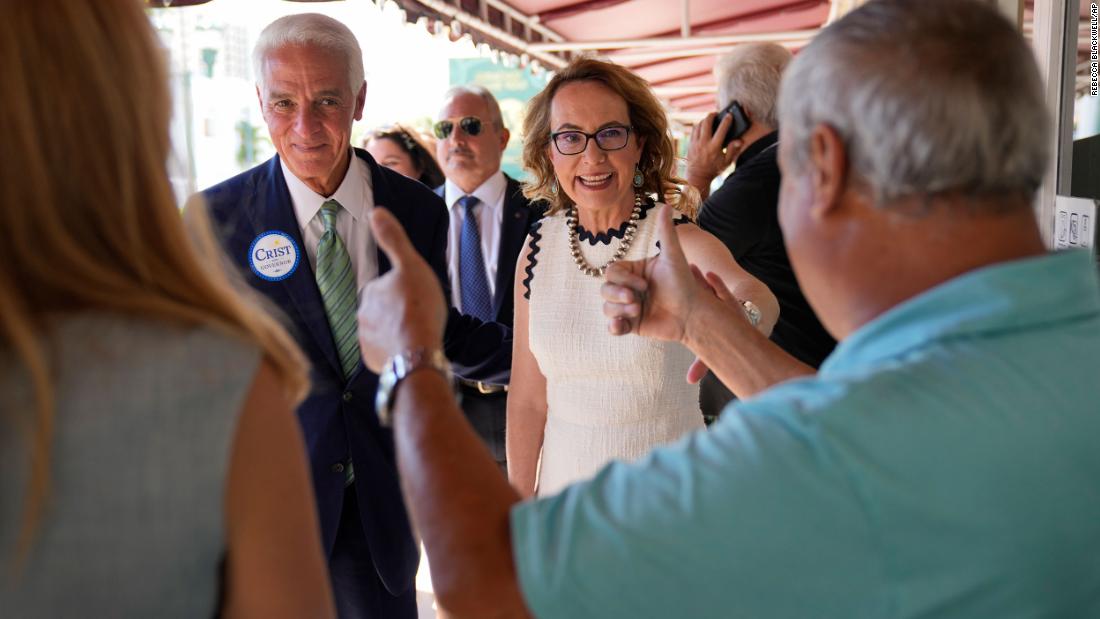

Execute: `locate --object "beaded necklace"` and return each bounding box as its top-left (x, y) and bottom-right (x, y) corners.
top-left (566, 193), bottom-right (644, 277)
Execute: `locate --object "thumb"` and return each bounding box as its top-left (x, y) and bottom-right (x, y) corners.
top-left (689, 264), bottom-right (710, 290)
top-left (703, 271), bottom-right (735, 303)
top-left (655, 204), bottom-right (687, 267)
top-left (369, 207), bottom-right (414, 268)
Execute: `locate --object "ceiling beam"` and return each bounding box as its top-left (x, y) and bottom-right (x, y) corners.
top-left (651, 85), bottom-right (713, 97)
top-left (668, 110), bottom-right (709, 124)
top-left (527, 28), bottom-right (819, 53)
top-left (658, 0), bottom-right (826, 38)
top-left (651, 69), bottom-right (712, 86)
top-left (608, 39), bottom-right (806, 64)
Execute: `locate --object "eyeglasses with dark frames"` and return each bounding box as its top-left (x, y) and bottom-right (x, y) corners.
top-left (433, 116), bottom-right (483, 140)
top-left (550, 125), bottom-right (633, 155)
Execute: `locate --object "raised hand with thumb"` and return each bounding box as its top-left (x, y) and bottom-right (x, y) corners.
top-left (601, 205), bottom-right (705, 344)
top-left (357, 207), bottom-right (447, 372)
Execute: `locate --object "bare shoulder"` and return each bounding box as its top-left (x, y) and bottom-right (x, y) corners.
top-left (672, 219), bottom-right (730, 257)
top-left (239, 358), bottom-right (291, 426)
top-left (230, 357), bottom-right (305, 481)
top-left (225, 357), bottom-right (334, 618)
top-left (672, 219), bottom-right (704, 238)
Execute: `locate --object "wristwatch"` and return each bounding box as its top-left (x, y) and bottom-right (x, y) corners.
top-left (375, 348), bottom-right (452, 427)
top-left (740, 300), bottom-right (761, 327)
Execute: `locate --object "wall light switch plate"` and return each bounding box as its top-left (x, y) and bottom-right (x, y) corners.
top-left (1054, 196), bottom-right (1097, 252)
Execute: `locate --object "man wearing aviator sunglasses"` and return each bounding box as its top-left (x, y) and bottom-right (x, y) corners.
top-left (433, 115), bottom-right (484, 140)
top-left (432, 85), bottom-right (543, 472)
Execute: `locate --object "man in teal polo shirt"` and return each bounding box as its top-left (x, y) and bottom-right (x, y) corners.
top-left (355, 0), bottom-right (1100, 616)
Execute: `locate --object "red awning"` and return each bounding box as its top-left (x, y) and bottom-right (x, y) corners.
top-left (394, 0), bottom-right (1090, 121)
top-left (400, 0), bottom-right (831, 120)
top-left (152, 1), bottom-right (1090, 117)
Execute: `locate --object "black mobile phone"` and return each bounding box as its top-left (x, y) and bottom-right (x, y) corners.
top-left (711, 100), bottom-right (751, 147)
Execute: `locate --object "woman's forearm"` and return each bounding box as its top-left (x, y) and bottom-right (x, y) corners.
top-left (506, 400), bottom-right (546, 498)
top-left (731, 278), bottom-right (780, 336)
top-left (686, 294), bottom-right (814, 398)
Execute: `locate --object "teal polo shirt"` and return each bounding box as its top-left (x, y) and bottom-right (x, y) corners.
top-left (512, 250), bottom-right (1100, 618)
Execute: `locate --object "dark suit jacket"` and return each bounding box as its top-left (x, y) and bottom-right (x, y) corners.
top-left (435, 174), bottom-right (543, 331)
top-left (202, 148), bottom-right (510, 598)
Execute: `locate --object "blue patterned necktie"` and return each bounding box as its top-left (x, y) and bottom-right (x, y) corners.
top-left (459, 195), bottom-right (494, 322)
top-left (315, 200), bottom-right (360, 379)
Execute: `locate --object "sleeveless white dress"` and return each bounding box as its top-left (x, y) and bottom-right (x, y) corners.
top-left (524, 202), bottom-right (703, 496)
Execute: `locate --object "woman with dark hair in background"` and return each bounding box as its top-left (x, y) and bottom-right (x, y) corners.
top-left (365, 124), bottom-right (445, 188)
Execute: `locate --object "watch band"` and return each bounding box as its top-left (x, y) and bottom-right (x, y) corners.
top-left (375, 348), bottom-right (452, 427)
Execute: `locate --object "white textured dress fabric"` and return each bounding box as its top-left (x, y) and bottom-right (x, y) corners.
top-left (527, 204), bottom-right (703, 496)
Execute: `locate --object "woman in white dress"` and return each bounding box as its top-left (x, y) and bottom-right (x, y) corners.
top-left (507, 58), bottom-right (780, 497)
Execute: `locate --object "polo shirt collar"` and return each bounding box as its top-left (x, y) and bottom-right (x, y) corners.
top-left (736, 131), bottom-right (779, 168)
top-left (822, 250), bottom-right (1100, 374)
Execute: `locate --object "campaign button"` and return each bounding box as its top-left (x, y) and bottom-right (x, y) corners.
top-left (248, 231), bottom-right (300, 281)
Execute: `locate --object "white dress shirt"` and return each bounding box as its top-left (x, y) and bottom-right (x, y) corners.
top-left (282, 153), bottom-right (377, 303)
top-left (444, 170), bottom-right (507, 310)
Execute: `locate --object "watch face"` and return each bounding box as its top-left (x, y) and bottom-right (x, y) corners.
top-left (373, 349), bottom-right (455, 428)
top-left (741, 301), bottom-right (761, 326)
top-left (375, 364), bottom-right (398, 427)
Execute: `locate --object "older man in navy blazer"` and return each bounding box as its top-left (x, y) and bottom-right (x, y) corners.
top-left (199, 14), bottom-right (509, 619)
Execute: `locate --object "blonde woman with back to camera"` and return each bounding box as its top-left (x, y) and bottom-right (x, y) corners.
top-left (507, 58), bottom-right (779, 497)
top-left (0, 1), bottom-right (334, 616)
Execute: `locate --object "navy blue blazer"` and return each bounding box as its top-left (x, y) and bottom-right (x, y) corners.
top-left (435, 174), bottom-right (543, 329)
top-left (202, 148), bottom-right (510, 596)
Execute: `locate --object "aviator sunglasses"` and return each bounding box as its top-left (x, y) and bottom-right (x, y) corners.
top-left (433, 116), bottom-right (483, 139)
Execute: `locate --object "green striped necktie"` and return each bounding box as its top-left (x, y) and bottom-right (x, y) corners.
top-left (316, 199), bottom-right (361, 379)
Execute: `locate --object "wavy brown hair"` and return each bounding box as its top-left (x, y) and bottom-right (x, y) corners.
top-left (0, 0), bottom-right (309, 563)
top-left (521, 57), bottom-right (698, 217)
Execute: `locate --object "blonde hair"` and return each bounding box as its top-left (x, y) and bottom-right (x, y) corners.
top-left (0, 0), bottom-right (309, 562)
top-left (521, 57), bottom-right (698, 217)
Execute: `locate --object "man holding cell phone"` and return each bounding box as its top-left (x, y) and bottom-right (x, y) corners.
top-left (687, 43), bottom-right (836, 417)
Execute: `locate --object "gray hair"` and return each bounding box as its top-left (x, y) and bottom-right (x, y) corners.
top-left (714, 43), bottom-right (791, 129)
top-left (253, 13), bottom-right (365, 95)
top-left (778, 0), bottom-right (1049, 206)
top-left (439, 85), bottom-right (505, 130)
